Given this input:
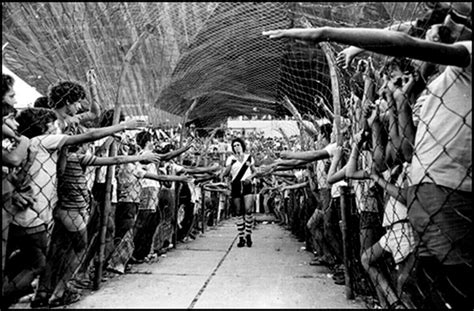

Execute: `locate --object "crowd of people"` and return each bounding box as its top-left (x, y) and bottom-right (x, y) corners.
top-left (2, 2), bottom-right (472, 310)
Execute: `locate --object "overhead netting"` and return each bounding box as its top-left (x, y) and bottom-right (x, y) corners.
top-left (2, 2), bottom-right (472, 310)
top-left (3, 2), bottom-right (415, 128)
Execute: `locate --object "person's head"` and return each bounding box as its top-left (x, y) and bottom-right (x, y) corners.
top-left (317, 123), bottom-right (332, 146)
top-left (425, 23), bottom-right (456, 43)
top-left (16, 107), bottom-right (59, 138)
top-left (99, 108), bottom-right (125, 128)
top-left (231, 137), bottom-right (246, 154)
top-left (381, 57), bottom-right (415, 90)
top-left (2, 74), bottom-right (17, 107)
top-left (2, 103), bottom-right (19, 135)
top-left (136, 130), bottom-right (152, 150)
top-left (33, 96), bottom-right (51, 109)
top-left (443, 2), bottom-right (472, 40)
top-left (48, 81), bottom-right (86, 116)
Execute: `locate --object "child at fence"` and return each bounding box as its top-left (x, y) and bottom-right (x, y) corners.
top-left (106, 137), bottom-right (192, 275)
top-left (3, 107), bottom-right (145, 308)
top-left (33, 129), bottom-right (162, 307)
top-left (131, 131), bottom-right (162, 263)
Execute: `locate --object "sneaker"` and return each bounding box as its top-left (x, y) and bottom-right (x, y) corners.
top-left (106, 264), bottom-right (125, 274)
top-left (129, 256), bottom-right (146, 264)
top-left (333, 273), bottom-right (345, 285)
top-left (48, 291), bottom-right (81, 307)
top-left (237, 237), bottom-right (246, 247)
top-left (246, 235), bottom-right (252, 247)
top-left (309, 256), bottom-right (329, 266)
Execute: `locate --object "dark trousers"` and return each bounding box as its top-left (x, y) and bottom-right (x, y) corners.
top-left (133, 210), bottom-right (160, 260)
top-left (36, 217), bottom-right (87, 298)
top-left (3, 224), bottom-right (48, 303)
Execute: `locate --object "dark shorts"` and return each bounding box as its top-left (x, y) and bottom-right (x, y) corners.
top-left (231, 180), bottom-right (253, 198)
top-left (407, 183), bottom-right (472, 265)
top-left (359, 211), bottom-right (382, 230)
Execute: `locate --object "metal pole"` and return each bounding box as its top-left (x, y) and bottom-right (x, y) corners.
top-left (201, 185), bottom-right (206, 234)
top-left (173, 182), bottom-right (181, 248)
top-left (94, 30), bottom-right (149, 289)
top-left (339, 185), bottom-right (353, 299)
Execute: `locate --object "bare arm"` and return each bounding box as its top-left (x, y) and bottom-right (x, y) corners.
top-left (280, 149), bottom-right (330, 162)
top-left (159, 142), bottom-right (193, 161)
top-left (63, 118), bottom-right (146, 146)
top-left (75, 69), bottom-right (101, 124)
top-left (327, 146), bottom-right (346, 184)
top-left (263, 27), bottom-right (470, 67)
top-left (182, 164), bottom-right (221, 174)
top-left (144, 172), bottom-right (192, 183)
top-left (281, 180), bottom-right (309, 191)
top-left (345, 142), bottom-right (371, 180)
top-left (370, 172), bottom-right (406, 205)
top-left (88, 151), bottom-right (161, 167)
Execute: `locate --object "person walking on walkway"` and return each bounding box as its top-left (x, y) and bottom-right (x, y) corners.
top-left (222, 138), bottom-right (255, 247)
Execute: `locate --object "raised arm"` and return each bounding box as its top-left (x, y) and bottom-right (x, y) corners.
top-left (263, 27), bottom-right (470, 67)
top-left (327, 146), bottom-right (347, 184)
top-left (370, 171), bottom-right (407, 205)
top-left (345, 135), bottom-right (371, 180)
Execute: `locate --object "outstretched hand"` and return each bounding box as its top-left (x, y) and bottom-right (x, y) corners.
top-left (86, 69), bottom-right (97, 86)
top-left (141, 150), bottom-right (161, 163)
top-left (121, 117), bottom-right (147, 130)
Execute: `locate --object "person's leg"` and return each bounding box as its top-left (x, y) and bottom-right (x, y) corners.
top-left (233, 197), bottom-right (246, 247)
top-left (324, 198), bottom-right (343, 264)
top-left (2, 193), bottom-right (13, 279)
top-left (107, 203), bottom-right (138, 273)
top-left (243, 194), bottom-right (254, 247)
top-left (361, 242), bottom-right (398, 308)
top-left (4, 227), bottom-right (48, 307)
top-left (407, 183), bottom-right (472, 309)
top-left (50, 227), bottom-right (87, 304)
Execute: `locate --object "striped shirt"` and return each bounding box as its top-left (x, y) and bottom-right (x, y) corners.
top-left (58, 152), bottom-right (97, 210)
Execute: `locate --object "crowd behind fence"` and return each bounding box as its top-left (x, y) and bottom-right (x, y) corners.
top-left (2, 2), bottom-right (472, 310)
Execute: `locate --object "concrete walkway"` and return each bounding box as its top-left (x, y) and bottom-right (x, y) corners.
top-left (59, 214), bottom-right (364, 309)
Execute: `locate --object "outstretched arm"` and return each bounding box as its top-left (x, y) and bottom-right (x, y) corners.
top-left (280, 149), bottom-right (330, 162)
top-left (158, 141), bottom-right (193, 161)
top-left (370, 172), bottom-right (407, 205)
top-left (87, 151), bottom-right (161, 166)
top-left (144, 172), bottom-right (192, 183)
top-left (64, 118), bottom-right (146, 146)
top-left (263, 27), bottom-right (470, 67)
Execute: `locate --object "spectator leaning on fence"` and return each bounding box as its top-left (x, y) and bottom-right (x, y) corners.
top-left (33, 129), bottom-right (162, 307)
top-left (2, 74), bottom-right (32, 308)
top-left (3, 107), bottom-right (145, 308)
top-left (262, 4), bottom-right (472, 308)
top-left (106, 133), bottom-right (192, 275)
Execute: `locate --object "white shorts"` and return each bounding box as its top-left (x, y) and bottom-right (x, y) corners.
top-left (379, 221), bottom-right (415, 264)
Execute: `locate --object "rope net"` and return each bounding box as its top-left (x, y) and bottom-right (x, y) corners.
top-left (2, 2), bottom-right (472, 309)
